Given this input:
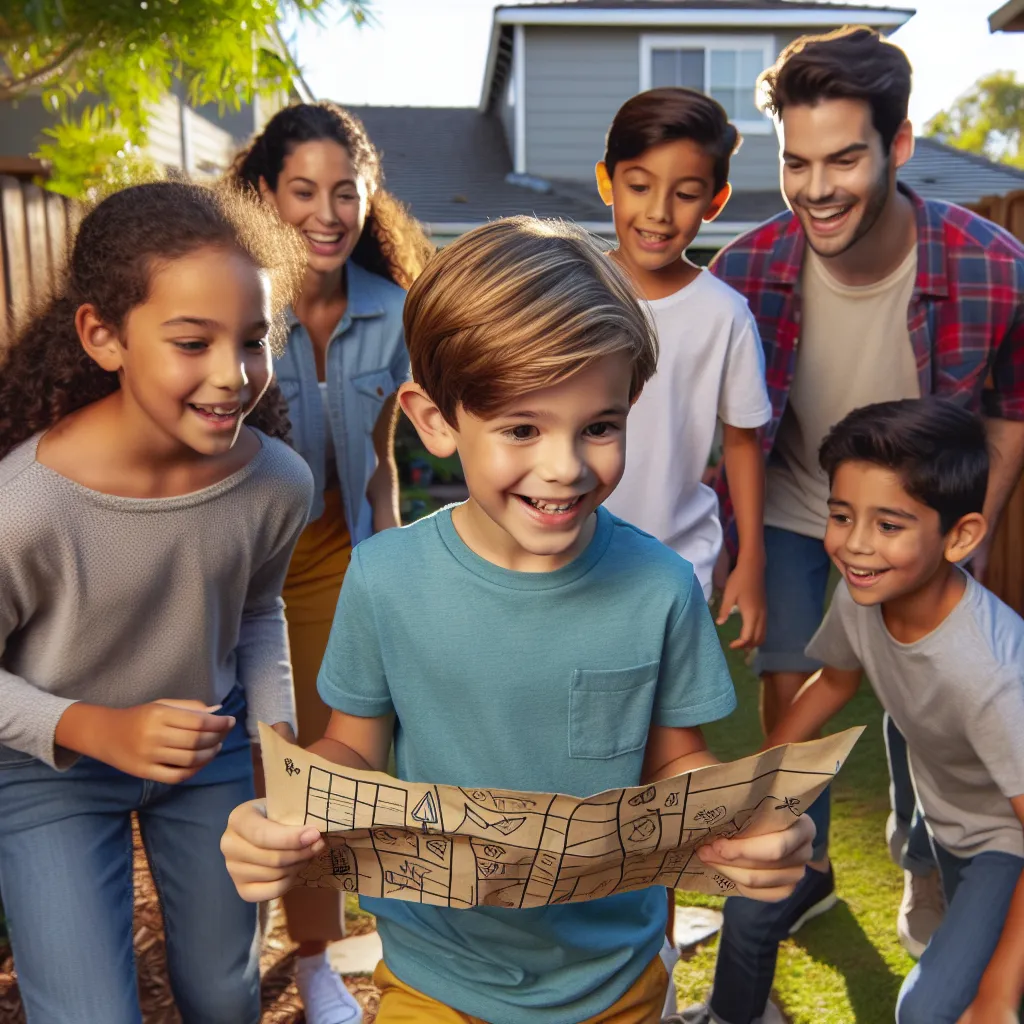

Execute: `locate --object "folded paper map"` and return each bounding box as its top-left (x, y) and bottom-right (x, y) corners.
top-left (259, 723), bottom-right (862, 909)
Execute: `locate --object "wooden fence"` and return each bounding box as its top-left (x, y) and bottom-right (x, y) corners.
top-left (970, 191), bottom-right (1024, 615)
top-left (0, 172), bottom-right (80, 350)
top-left (1, 176), bottom-right (1022, 612)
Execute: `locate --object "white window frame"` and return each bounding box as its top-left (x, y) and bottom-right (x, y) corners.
top-left (639, 33), bottom-right (775, 135)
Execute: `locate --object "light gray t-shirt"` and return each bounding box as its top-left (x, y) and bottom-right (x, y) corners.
top-left (0, 430), bottom-right (314, 769)
top-left (807, 575), bottom-right (1024, 858)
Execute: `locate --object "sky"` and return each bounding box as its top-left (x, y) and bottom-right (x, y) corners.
top-left (288, 0), bottom-right (1022, 128)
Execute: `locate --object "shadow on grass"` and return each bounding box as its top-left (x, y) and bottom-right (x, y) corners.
top-left (790, 900), bottom-right (906, 1023)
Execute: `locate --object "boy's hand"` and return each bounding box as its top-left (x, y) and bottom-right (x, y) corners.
top-left (956, 998), bottom-right (1018, 1024)
top-left (220, 798), bottom-right (325, 902)
top-left (55, 700), bottom-right (234, 783)
top-left (716, 559), bottom-right (767, 650)
top-left (696, 813), bottom-right (814, 900)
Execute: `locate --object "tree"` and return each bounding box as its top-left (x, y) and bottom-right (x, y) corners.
top-left (924, 71), bottom-right (1024, 169)
top-left (0, 0), bottom-right (369, 196)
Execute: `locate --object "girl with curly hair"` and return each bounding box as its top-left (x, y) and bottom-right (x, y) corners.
top-left (229, 101), bottom-right (432, 1022)
top-left (0, 180), bottom-right (313, 1023)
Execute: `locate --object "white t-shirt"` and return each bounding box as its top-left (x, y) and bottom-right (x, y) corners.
top-left (604, 270), bottom-right (771, 596)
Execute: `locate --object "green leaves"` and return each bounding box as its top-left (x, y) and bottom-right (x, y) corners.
top-left (924, 71), bottom-right (1024, 170)
top-left (1, 0), bottom-right (370, 196)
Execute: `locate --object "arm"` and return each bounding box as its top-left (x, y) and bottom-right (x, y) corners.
top-left (763, 666), bottom-right (863, 750)
top-left (717, 423), bottom-right (766, 649)
top-left (222, 710), bottom-right (394, 903)
top-left (956, 793), bottom-right (1024, 1024)
top-left (642, 723), bottom-right (719, 782)
top-left (973, 417), bottom-right (1024, 579)
top-left (367, 393), bottom-right (401, 533)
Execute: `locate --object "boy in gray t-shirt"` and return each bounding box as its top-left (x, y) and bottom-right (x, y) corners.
top-left (759, 397), bottom-right (1024, 1024)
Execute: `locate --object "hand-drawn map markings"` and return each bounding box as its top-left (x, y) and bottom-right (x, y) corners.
top-left (260, 724), bottom-right (862, 910)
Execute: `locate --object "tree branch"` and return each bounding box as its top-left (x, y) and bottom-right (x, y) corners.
top-left (0, 39), bottom-right (84, 101)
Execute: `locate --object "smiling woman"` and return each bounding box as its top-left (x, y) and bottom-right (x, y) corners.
top-left (227, 103), bottom-right (433, 1024)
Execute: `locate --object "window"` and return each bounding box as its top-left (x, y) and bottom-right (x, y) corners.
top-left (639, 34), bottom-right (773, 133)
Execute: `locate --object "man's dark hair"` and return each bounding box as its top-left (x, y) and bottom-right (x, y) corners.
top-left (819, 398), bottom-right (989, 533)
top-left (604, 87), bottom-right (741, 194)
top-left (758, 27), bottom-right (912, 152)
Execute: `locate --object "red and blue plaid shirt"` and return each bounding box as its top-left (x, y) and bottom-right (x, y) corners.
top-left (710, 184), bottom-right (1024, 558)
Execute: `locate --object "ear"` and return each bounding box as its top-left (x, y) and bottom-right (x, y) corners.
top-left (944, 512), bottom-right (987, 565)
top-left (398, 382), bottom-right (458, 459)
top-left (75, 304), bottom-right (124, 373)
top-left (890, 120), bottom-right (915, 172)
top-left (595, 162), bottom-right (614, 207)
top-left (258, 176), bottom-right (278, 211)
top-left (702, 182), bottom-right (732, 223)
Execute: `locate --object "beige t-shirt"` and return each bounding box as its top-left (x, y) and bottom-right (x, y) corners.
top-left (764, 246), bottom-right (920, 539)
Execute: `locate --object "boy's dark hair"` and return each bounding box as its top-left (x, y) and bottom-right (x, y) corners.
top-left (0, 181), bottom-right (304, 460)
top-left (758, 27), bottom-right (912, 152)
top-left (819, 398), bottom-right (989, 533)
top-left (603, 87), bottom-right (740, 194)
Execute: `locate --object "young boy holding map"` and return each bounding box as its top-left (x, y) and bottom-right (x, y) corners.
top-left (221, 217), bottom-right (816, 1023)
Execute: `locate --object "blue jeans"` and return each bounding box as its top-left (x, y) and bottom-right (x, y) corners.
top-left (884, 712), bottom-right (935, 876)
top-left (897, 844), bottom-right (1023, 1024)
top-left (0, 688), bottom-right (259, 1024)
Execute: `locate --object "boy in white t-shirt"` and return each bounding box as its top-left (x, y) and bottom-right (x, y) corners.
top-left (596, 88), bottom-right (771, 648)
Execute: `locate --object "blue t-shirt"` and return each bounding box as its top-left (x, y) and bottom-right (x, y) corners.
top-left (318, 505), bottom-right (736, 1023)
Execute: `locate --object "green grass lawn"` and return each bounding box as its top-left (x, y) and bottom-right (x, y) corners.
top-left (673, 620), bottom-right (916, 1023)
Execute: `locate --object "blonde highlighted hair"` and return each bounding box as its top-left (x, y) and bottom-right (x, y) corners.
top-left (404, 216), bottom-right (658, 424)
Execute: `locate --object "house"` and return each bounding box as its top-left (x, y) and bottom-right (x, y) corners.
top-left (349, 0), bottom-right (1024, 251)
top-left (989, 0), bottom-right (1024, 31)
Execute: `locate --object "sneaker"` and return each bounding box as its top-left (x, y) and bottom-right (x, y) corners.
top-left (885, 811), bottom-right (908, 866)
top-left (295, 953), bottom-right (363, 1024)
top-left (897, 869), bottom-right (945, 959)
top-left (667, 1000), bottom-right (785, 1024)
top-left (786, 864), bottom-right (838, 935)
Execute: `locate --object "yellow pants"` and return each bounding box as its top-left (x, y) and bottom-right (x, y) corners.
top-left (372, 955), bottom-right (669, 1024)
top-left (280, 488), bottom-right (352, 944)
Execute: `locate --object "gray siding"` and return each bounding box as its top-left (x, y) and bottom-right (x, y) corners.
top-left (499, 81), bottom-right (515, 162)
top-left (521, 25), bottom-right (794, 188)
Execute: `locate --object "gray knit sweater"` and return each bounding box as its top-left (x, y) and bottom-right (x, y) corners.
top-left (0, 430), bottom-right (314, 769)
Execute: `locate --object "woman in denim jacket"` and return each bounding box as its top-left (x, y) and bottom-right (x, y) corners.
top-left (230, 102), bottom-right (432, 1024)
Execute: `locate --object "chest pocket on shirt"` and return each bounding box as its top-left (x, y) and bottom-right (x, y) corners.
top-left (352, 368), bottom-right (394, 434)
top-left (569, 661), bottom-right (660, 759)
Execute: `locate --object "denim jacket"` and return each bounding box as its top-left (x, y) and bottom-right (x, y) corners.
top-left (275, 262), bottom-right (409, 543)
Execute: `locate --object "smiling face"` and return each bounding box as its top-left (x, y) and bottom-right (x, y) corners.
top-left (112, 247), bottom-right (272, 457)
top-left (605, 139), bottom-right (720, 298)
top-left (779, 98), bottom-right (908, 259)
top-left (824, 460), bottom-right (956, 607)
top-left (262, 139), bottom-right (368, 274)
top-left (409, 353), bottom-right (633, 572)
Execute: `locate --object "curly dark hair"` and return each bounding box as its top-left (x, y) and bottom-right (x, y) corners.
top-left (0, 180), bottom-right (307, 460)
top-left (229, 101), bottom-right (434, 289)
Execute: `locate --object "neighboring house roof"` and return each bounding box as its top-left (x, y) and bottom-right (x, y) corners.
top-left (990, 0), bottom-right (1024, 31)
top-left (901, 137), bottom-right (1024, 207)
top-left (350, 104), bottom-right (1024, 243)
top-left (481, 0), bottom-right (914, 109)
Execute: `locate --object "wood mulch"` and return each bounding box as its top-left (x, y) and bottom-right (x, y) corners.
top-left (0, 817), bottom-right (381, 1023)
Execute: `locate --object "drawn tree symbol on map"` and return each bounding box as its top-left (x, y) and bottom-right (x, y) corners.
top-left (628, 785), bottom-right (657, 807)
top-left (284, 758), bottom-right (300, 777)
top-left (694, 805), bottom-right (726, 826)
top-left (426, 838), bottom-right (448, 860)
top-left (412, 791), bottom-right (439, 833)
top-left (774, 796), bottom-right (801, 815)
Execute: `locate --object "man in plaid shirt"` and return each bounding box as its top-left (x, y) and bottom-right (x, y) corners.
top-left (675, 26), bottom-right (1024, 1024)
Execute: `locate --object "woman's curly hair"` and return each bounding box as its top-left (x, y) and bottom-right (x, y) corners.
top-left (0, 180), bottom-right (306, 460)
top-left (229, 101), bottom-right (434, 289)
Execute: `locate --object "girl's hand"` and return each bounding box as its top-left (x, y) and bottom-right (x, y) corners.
top-left (220, 798), bottom-right (325, 902)
top-left (55, 700), bottom-right (234, 783)
top-left (696, 813), bottom-right (815, 900)
top-left (956, 997), bottom-right (1019, 1024)
top-left (716, 559), bottom-right (767, 650)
